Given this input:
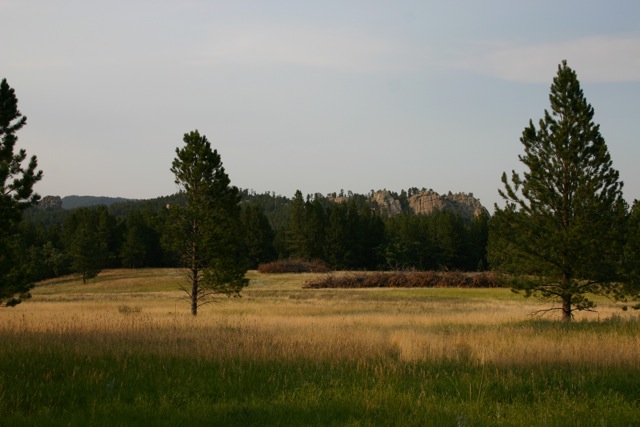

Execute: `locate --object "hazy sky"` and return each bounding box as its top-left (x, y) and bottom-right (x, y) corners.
top-left (2, 1), bottom-right (639, 209)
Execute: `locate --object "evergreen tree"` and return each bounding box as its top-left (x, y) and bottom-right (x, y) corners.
top-left (69, 225), bottom-right (104, 283)
top-left (141, 203), bottom-right (172, 267)
top-left (96, 206), bottom-right (119, 268)
top-left (13, 220), bottom-right (52, 283)
top-left (0, 78), bottom-right (43, 306)
top-left (304, 196), bottom-right (327, 260)
top-left (325, 203), bottom-right (349, 269)
top-left (285, 190), bottom-right (308, 259)
top-left (430, 211), bottom-right (466, 270)
top-left (384, 213), bottom-right (436, 270)
top-left (468, 212), bottom-right (489, 271)
top-left (19, 219), bottom-right (67, 280)
top-left (360, 203), bottom-right (385, 270)
top-left (120, 222), bottom-right (148, 269)
top-left (342, 199), bottom-right (376, 268)
top-left (240, 204), bottom-right (276, 269)
top-left (62, 208), bottom-right (109, 283)
top-left (41, 241), bottom-right (66, 278)
top-left (489, 61), bottom-right (630, 320)
top-left (623, 201), bottom-right (640, 295)
top-left (166, 130), bottom-right (248, 316)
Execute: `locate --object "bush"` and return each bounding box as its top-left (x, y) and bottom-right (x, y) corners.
top-left (258, 259), bottom-right (332, 274)
top-left (471, 272), bottom-right (500, 288)
top-left (304, 271), bottom-right (501, 289)
top-left (118, 305), bottom-right (142, 314)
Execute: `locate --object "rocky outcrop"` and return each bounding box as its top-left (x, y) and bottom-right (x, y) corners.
top-left (407, 190), bottom-right (486, 220)
top-left (37, 195), bottom-right (63, 210)
top-left (371, 191), bottom-right (403, 216)
top-left (371, 190), bottom-right (487, 220)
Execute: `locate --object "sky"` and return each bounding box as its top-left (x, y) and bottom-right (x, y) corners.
top-left (2, 1), bottom-right (639, 210)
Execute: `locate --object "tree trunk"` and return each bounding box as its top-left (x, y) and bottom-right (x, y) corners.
top-left (561, 295), bottom-right (572, 321)
top-left (561, 272), bottom-right (572, 321)
top-left (190, 243), bottom-right (199, 316)
top-left (191, 266), bottom-right (198, 316)
top-left (190, 217), bottom-right (199, 317)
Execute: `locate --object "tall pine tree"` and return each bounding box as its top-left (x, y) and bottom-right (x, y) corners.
top-left (489, 61), bottom-right (630, 320)
top-left (167, 130), bottom-right (248, 316)
top-left (0, 78), bottom-right (43, 306)
top-left (285, 190), bottom-right (308, 259)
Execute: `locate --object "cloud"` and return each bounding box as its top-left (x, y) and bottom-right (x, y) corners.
top-left (457, 36), bottom-right (640, 83)
top-left (192, 26), bottom-right (423, 73)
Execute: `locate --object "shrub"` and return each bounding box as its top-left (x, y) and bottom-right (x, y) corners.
top-left (304, 271), bottom-right (501, 289)
top-left (471, 272), bottom-right (500, 288)
top-left (118, 305), bottom-right (142, 314)
top-left (258, 259), bottom-right (332, 274)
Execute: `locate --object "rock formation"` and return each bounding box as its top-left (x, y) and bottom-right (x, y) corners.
top-left (407, 190), bottom-right (486, 220)
top-left (371, 190), bottom-right (487, 220)
top-left (37, 195), bottom-right (63, 210)
top-left (370, 191), bottom-right (403, 216)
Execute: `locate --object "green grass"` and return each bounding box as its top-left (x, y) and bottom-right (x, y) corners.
top-left (2, 350), bottom-right (639, 426)
top-left (1, 269), bottom-right (639, 425)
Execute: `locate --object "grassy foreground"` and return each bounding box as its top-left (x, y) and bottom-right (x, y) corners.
top-left (1, 269), bottom-right (640, 426)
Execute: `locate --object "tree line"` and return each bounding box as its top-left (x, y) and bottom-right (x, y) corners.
top-left (15, 187), bottom-right (489, 287)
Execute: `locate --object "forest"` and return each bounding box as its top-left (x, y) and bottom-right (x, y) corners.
top-left (16, 188), bottom-right (489, 284)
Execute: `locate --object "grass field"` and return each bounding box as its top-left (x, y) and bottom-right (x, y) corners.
top-left (1, 269), bottom-right (639, 426)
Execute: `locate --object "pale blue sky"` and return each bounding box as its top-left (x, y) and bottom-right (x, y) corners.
top-left (2, 1), bottom-right (639, 210)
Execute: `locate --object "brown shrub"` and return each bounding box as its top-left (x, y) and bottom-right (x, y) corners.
top-left (437, 271), bottom-right (470, 288)
top-left (258, 259), bottom-right (332, 274)
top-left (363, 273), bottom-right (390, 288)
top-left (304, 271), bottom-right (503, 289)
top-left (470, 272), bottom-right (500, 288)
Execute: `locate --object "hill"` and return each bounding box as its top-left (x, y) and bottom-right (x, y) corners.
top-left (34, 188), bottom-right (488, 226)
top-left (36, 195), bottom-right (134, 210)
top-left (61, 195), bottom-right (133, 209)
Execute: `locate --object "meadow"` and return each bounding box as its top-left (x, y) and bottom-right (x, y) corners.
top-left (1, 269), bottom-right (640, 426)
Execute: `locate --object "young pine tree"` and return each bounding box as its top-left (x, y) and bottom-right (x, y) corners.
top-left (167, 130), bottom-right (248, 316)
top-left (489, 61), bottom-right (630, 320)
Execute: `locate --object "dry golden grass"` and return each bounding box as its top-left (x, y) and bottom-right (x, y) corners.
top-left (3, 269), bottom-right (638, 367)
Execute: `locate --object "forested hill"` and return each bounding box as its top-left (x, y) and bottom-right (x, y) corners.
top-left (37, 195), bottom-right (133, 210)
top-left (34, 188), bottom-right (488, 226)
top-left (62, 195), bottom-right (132, 209)
top-left (21, 187), bottom-right (490, 278)
top-left (240, 188), bottom-right (488, 230)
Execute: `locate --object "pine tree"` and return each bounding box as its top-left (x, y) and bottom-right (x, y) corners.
top-left (468, 212), bottom-right (489, 271)
top-left (285, 190), bottom-right (308, 259)
top-left (63, 208), bottom-right (109, 283)
top-left (383, 214), bottom-right (423, 270)
top-left (304, 197), bottom-right (326, 260)
top-left (427, 211), bottom-right (464, 269)
top-left (240, 204), bottom-right (276, 269)
top-left (624, 201), bottom-right (640, 294)
top-left (167, 130), bottom-right (248, 316)
top-left (0, 78), bottom-right (43, 306)
top-left (325, 203), bottom-right (349, 269)
top-left (489, 61), bottom-right (630, 320)
top-left (121, 223), bottom-right (147, 269)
